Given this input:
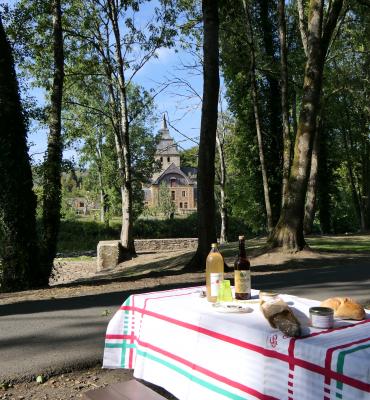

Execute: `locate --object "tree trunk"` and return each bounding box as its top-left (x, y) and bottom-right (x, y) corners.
top-left (97, 167), bottom-right (109, 227)
top-left (303, 118), bottom-right (320, 234)
top-left (107, 0), bottom-right (135, 255)
top-left (278, 0), bottom-right (292, 210)
top-left (41, 0), bottom-right (64, 284)
top-left (0, 17), bottom-right (39, 292)
top-left (257, 0), bottom-right (283, 224)
top-left (269, 0), bottom-right (343, 251)
top-left (242, 0), bottom-right (273, 233)
top-left (185, 0), bottom-right (219, 272)
top-left (343, 128), bottom-right (365, 231)
top-left (216, 129), bottom-right (228, 243)
top-left (317, 125), bottom-right (331, 233)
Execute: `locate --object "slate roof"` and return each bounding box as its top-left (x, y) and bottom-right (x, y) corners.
top-left (153, 163), bottom-right (194, 185)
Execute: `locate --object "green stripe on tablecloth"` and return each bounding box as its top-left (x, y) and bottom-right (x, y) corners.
top-left (105, 343), bottom-right (137, 349)
top-left (136, 349), bottom-right (247, 400)
top-left (335, 343), bottom-right (370, 395)
top-left (121, 298), bottom-right (131, 367)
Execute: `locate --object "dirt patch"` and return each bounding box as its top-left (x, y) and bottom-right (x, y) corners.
top-left (1, 238), bottom-right (370, 399)
top-left (0, 364), bottom-right (177, 400)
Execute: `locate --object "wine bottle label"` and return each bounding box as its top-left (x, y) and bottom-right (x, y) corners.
top-left (210, 273), bottom-right (222, 297)
top-left (235, 270), bottom-right (250, 293)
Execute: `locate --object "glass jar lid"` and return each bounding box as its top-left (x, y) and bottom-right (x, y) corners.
top-left (309, 306), bottom-right (334, 316)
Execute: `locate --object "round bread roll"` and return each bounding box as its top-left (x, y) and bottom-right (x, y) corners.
top-left (320, 297), bottom-right (365, 320)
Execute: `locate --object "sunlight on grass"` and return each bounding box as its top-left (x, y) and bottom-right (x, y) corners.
top-left (307, 237), bottom-right (370, 252)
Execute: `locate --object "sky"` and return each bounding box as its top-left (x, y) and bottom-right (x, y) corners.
top-left (3, 0), bottom-right (204, 163)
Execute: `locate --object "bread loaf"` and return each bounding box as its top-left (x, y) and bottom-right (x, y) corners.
top-left (320, 297), bottom-right (365, 320)
top-left (260, 298), bottom-right (301, 337)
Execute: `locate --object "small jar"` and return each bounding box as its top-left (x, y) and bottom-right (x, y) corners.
top-left (309, 307), bottom-right (334, 329)
top-left (259, 291), bottom-right (279, 302)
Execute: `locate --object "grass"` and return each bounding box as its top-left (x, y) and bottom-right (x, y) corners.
top-left (56, 216), bottom-right (370, 256)
top-left (306, 235), bottom-right (370, 252)
top-left (55, 256), bottom-right (95, 262)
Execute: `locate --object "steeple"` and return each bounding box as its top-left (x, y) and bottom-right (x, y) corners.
top-left (162, 114), bottom-right (168, 130)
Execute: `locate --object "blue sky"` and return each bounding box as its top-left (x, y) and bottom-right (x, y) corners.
top-left (3, 0), bottom-right (204, 163)
top-left (29, 44), bottom-right (203, 163)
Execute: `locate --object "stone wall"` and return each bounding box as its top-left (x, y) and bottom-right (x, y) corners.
top-left (134, 238), bottom-right (198, 252)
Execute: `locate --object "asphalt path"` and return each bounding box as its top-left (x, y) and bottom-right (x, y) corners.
top-left (0, 257), bottom-right (369, 383)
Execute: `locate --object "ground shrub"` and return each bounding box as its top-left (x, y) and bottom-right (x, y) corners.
top-left (56, 214), bottom-right (255, 253)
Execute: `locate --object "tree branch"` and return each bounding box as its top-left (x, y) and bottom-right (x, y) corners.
top-left (322, 0), bottom-right (344, 57)
top-left (297, 0), bottom-right (308, 57)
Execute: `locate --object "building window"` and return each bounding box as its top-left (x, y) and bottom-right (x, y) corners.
top-left (79, 202), bottom-right (84, 207)
top-left (167, 157), bottom-right (170, 162)
top-left (182, 191), bottom-right (186, 197)
top-left (160, 156), bottom-right (163, 162)
top-left (180, 202), bottom-right (183, 208)
top-left (170, 178), bottom-right (176, 187)
top-left (184, 202), bottom-right (188, 209)
top-left (171, 191), bottom-right (175, 200)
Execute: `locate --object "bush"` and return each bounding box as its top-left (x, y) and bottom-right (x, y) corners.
top-left (55, 214), bottom-right (255, 253)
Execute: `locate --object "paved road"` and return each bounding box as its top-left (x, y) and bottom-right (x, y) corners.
top-left (0, 258), bottom-right (369, 383)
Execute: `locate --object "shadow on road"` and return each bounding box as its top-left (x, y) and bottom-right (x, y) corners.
top-left (1, 251), bottom-right (370, 317)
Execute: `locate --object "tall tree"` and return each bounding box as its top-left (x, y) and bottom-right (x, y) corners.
top-left (0, 17), bottom-right (39, 291)
top-left (216, 112), bottom-right (230, 243)
top-left (186, 0), bottom-right (219, 271)
top-left (40, 0), bottom-right (65, 283)
top-left (242, 0), bottom-right (273, 232)
top-left (277, 0), bottom-right (291, 209)
top-left (65, 0), bottom-right (177, 256)
top-left (269, 0), bottom-right (344, 250)
top-left (303, 117), bottom-right (320, 233)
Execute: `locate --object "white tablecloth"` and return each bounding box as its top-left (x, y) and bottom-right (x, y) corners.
top-left (103, 287), bottom-right (370, 400)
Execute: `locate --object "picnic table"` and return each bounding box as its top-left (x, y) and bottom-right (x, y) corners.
top-left (103, 287), bottom-right (370, 400)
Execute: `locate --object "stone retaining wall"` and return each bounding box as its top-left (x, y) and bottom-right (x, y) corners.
top-left (134, 238), bottom-right (198, 252)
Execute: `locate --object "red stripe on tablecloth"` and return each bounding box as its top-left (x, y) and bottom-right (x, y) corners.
top-left (286, 319), bottom-right (370, 398)
top-left (137, 286), bottom-right (203, 296)
top-left (142, 339), bottom-right (278, 400)
top-left (119, 305), bottom-right (370, 392)
top-left (287, 338), bottom-right (296, 398)
top-left (301, 319), bottom-right (370, 338)
top-left (106, 334), bottom-right (132, 340)
top-left (107, 332), bottom-right (277, 400)
top-left (324, 336), bottom-right (370, 386)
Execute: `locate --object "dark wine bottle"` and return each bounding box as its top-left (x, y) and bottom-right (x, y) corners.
top-left (234, 235), bottom-right (251, 300)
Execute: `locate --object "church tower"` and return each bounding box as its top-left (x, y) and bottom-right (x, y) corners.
top-left (155, 115), bottom-right (180, 170)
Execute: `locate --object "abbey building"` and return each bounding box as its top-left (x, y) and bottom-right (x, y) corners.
top-left (143, 116), bottom-right (197, 214)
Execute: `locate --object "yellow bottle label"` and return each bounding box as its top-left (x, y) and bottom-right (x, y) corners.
top-left (235, 270), bottom-right (250, 293)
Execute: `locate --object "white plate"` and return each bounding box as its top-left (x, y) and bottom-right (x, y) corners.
top-left (212, 302), bottom-right (253, 313)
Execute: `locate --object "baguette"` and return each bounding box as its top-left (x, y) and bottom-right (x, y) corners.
top-left (260, 298), bottom-right (301, 337)
top-left (320, 297), bottom-right (365, 320)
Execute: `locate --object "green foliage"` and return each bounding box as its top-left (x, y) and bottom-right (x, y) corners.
top-left (180, 146), bottom-right (198, 168)
top-left (0, 17), bottom-right (39, 291)
top-left (56, 213), bottom-right (254, 253)
top-left (156, 182), bottom-right (176, 219)
top-left (57, 219), bottom-right (121, 252)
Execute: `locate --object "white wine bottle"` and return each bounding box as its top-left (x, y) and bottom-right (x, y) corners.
top-left (206, 243), bottom-right (224, 302)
